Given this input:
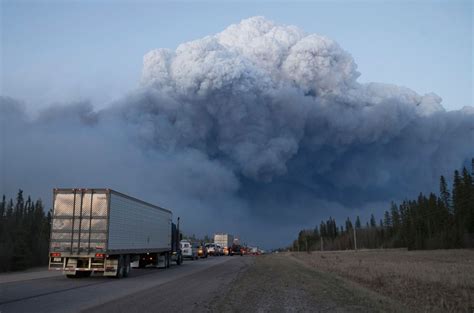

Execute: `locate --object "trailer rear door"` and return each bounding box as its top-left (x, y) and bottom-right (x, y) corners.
top-left (50, 189), bottom-right (109, 255)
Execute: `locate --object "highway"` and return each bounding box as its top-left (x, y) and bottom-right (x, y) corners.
top-left (0, 256), bottom-right (251, 313)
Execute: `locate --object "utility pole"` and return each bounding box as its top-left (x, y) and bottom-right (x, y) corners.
top-left (320, 236), bottom-right (323, 251)
top-left (353, 226), bottom-right (357, 251)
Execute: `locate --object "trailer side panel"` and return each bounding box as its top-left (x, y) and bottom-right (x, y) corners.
top-left (108, 192), bottom-right (172, 253)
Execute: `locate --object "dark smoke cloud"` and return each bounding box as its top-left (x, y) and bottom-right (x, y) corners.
top-left (1, 17), bottom-right (473, 248)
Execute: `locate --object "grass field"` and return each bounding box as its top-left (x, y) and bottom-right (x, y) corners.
top-left (291, 249), bottom-right (474, 312)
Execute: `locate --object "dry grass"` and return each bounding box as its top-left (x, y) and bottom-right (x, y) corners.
top-left (291, 249), bottom-right (474, 313)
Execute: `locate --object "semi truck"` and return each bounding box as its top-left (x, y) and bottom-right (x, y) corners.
top-left (48, 188), bottom-right (182, 278)
top-left (214, 233), bottom-right (234, 255)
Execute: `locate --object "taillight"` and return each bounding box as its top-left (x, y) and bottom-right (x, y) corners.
top-left (50, 252), bottom-right (61, 257)
top-left (95, 253), bottom-right (105, 258)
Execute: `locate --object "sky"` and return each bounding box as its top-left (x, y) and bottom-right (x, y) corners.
top-left (1, 1), bottom-right (473, 249)
top-left (1, 0), bottom-right (472, 111)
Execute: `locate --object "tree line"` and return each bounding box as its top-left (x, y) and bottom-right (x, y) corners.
top-left (292, 159), bottom-right (474, 251)
top-left (0, 190), bottom-right (51, 272)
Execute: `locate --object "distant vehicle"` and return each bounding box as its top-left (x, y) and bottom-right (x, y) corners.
top-left (215, 244), bottom-right (224, 256)
top-left (214, 233), bottom-right (234, 255)
top-left (249, 247), bottom-right (259, 255)
top-left (197, 243), bottom-right (208, 258)
top-left (181, 240), bottom-right (198, 260)
top-left (229, 244), bottom-right (243, 256)
top-left (205, 243), bottom-right (219, 256)
top-left (48, 188), bottom-right (182, 278)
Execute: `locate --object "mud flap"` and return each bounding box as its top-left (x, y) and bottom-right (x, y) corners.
top-left (104, 258), bottom-right (119, 277)
top-left (156, 254), bottom-right (166, 268)
top-left (64, 258), bottom-right (77, 276)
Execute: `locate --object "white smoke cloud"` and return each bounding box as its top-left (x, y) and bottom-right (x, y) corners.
top-left (1, 17), bottom-right (473, 248)
top-left (138, 16), bottom-right (462, 183)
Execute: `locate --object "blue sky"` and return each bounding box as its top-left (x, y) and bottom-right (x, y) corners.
top-left (1, 0), bottom-right (472, 111)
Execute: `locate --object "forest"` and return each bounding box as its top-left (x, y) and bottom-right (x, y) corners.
top-left (0, 190), bottom-right (51, 272)
top-left (292, 160), bottom-right (474, 251)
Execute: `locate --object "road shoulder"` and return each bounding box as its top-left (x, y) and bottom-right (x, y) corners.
top-left (0, 267), bottom-right (62, 284)
top-left (210, 253), bottom-right (409, 313)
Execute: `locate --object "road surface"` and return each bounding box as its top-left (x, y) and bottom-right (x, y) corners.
top-left (0, 256), bottom-right (248, 313)
top-left (1, 253), bottom-right (412, 313)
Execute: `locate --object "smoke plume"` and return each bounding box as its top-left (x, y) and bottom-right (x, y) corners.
top-left (1, 17), bottom-right (473, 247)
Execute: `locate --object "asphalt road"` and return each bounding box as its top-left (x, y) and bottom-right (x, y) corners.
top-left (0, 256), bottom-right (249, 313)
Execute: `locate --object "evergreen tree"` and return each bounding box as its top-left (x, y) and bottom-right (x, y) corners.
top-left (469, 159), bottom-right (474, 234)
top-left (390, 202), bottom-right (400, 232)
top-left (355, 216), bottom-right (361, 228)
top-left (383, 210), bottom-right (392, 228)
top-left (461, 167), bottom-right (473, 234)
top-left (313, 225), bottom-right (320, 238)
top-left (15, 189), bottom-right (24, 220)
top-left (345, 217), bottom-right (353, 232)
top-left (452, 169), bottom-right (468, 246)
top-left (6, 199), bottom-right (13, 218)
top-left (439, 175), bottom-right (451, 212)
top-left (320, 221), bottom-right (327, 238)
top-left (0, 195), bottom-right (5, 218)
top-left (370, 214), bottom-right (376, 228)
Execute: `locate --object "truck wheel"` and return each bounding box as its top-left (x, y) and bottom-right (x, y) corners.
top-left (81, 271), bottom-right (92, 277)
top-left (116, 256), bottom-right (124, 278)
top-left (166, 253), bottom-right (170, 268)
top-left (123, 255), bottom-right (131, 277)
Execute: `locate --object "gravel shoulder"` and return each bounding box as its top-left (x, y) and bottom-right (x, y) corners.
top-left (210, 253), bottom-right (406, 313)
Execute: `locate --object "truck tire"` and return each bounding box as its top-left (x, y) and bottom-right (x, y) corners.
top-left (165, 253), bottom-right (170, 268)
top-left (82, 271), bottom-right (92, 277)
top-left (66, 273), bottom-right (80, 278)
top-left (123, 255), bottom-right (131, 278)
top-left (116, 255), bottom-right (125, 278)
top-left (176, 254), bottom-right (183, 265)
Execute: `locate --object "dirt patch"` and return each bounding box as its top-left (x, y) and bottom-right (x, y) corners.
top-left (210, 254), bottom-right (405, 313)
top-left (291, 249), bottom-right (474, 313)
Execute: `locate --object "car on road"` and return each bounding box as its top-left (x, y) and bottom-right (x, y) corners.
top-left (181, 240), bottom-right (198, 260)
top-left (197, 243), bottom-right (208, 258)
top-left (229, 244), bottom-right (243, 256)
top-left (205, 243), bottom-right (220, 256)
top-left (216, 244), bottom-right (224, 256)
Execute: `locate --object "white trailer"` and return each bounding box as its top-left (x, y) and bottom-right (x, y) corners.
top-left (214, 233), bottom-right (234, 254)
top-left (49, 188), bottom-right (182, 278)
